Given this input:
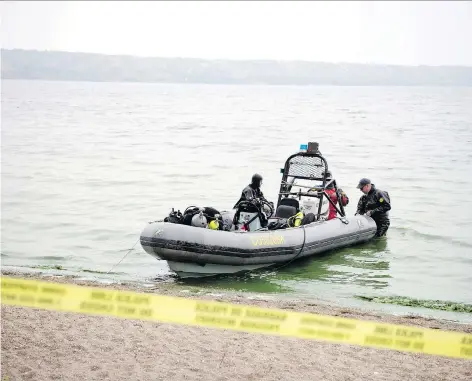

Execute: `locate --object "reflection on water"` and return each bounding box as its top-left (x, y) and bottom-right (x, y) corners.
top-left (278, 237), bottom-right (390, 288)
top-left (178, 237), bottom-right (391, 294)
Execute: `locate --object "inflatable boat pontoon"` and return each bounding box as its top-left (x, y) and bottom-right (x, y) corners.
top-left (140, 142), bottom-right (378, 278)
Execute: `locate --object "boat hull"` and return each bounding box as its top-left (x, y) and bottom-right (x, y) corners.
top-left (166, 261), bottom-right (276, 278)
top-left (140, 214), bottom-right (377, 278)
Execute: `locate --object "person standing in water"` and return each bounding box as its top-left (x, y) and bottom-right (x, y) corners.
top-left (356, 178), bottom-right (391, 237)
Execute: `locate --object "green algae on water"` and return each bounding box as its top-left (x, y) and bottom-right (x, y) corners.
top-left (32, 265), bottom-right (64, 270)
top-left (81, 269), bottom-right (118, 274)
top-left (356, 295), bottom-right (472, 313)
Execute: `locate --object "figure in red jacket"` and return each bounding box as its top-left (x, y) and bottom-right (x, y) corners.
top-left (324, 171), bottom-right (349, 220)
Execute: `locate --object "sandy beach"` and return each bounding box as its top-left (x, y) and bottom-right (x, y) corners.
top-left (1, 271), bottom-right (471, 381)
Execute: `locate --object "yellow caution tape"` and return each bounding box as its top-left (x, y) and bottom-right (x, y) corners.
top-left (1, 276), bottom-right (471, 360)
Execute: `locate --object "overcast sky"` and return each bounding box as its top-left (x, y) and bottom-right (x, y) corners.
top-left (2, 1), bottom-right (471, 66)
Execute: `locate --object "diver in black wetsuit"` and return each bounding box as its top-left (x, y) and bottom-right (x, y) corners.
top-left (356, 178), bottom-right (391, 237)
top-left (233, 173), bottom-right (266, 208)
top-left (233, 173), bottom-right (274, 229)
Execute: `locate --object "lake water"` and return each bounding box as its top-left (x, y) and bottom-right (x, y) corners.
top-left (2, 79), bottom-right (472, 322)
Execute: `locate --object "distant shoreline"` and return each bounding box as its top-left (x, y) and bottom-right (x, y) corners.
top-left (3, 49), bottom-right (472, 86)
top-left (5, 78), bottom-right (472, 89)
top-left (3, 78), bottom-right (472, 88)
top-left (4, 48), bottom-right (472, 68)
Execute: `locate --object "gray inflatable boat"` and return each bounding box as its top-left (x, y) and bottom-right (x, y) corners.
top-left (140, 142), bottom-right (378, 278)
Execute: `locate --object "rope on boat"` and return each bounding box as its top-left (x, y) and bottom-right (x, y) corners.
top-left (106, 238), bottom-right (140, 274)
top-left (275, 224), bottom-right (307, 271)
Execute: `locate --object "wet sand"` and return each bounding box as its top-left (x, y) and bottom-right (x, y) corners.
top-left (1, 271), bottom-right (471, 381)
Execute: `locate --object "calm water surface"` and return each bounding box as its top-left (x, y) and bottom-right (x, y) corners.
top-left (2, 80), bottom-right (472, 321)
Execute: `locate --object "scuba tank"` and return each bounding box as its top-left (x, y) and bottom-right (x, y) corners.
top-left (288, 210), bottom-right (304, 227)
top-left (293, 211), bottom-right (304, 227)
top-left (208, 218), bottom-right (220, 230)
top-left (191, 211), bottom-right (208, 228)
